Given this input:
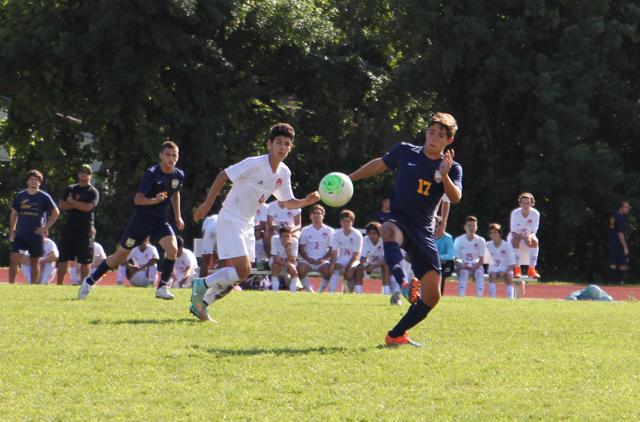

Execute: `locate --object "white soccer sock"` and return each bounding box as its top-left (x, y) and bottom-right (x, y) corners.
top-left (289, 277), bottom-right (299, 292)
top-left (301, 276), bottom-right (313, 292)
top-left (489, 282), bottom-right (497, 298)
top-left (204, 266), bottom-right (240, 290)
top-left (329, 272), bottom-right (340, 293)
top-left (506, 285), bottom-right (514, 299)
top-left (271, 276), bottom-right (280, 291)
top-left (529, 247), bottom-right (539, 267)
top-left (475, 269), bottom-right (485, 297)
top-left (382, 285), bottom-right (391, 295)
top-left (354, 285), bottom-right (363, 294)
top-left (390, 276), bottom-right (401, 293)
top-left (458, 269), bottom-right (468, 297)
top-left (318, 278), bottom-right (328, 293)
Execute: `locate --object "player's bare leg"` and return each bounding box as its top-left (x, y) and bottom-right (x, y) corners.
top-left (29, 257), bottom-right (41, 285)
top-left (9, 252), bottom-right (22, 284)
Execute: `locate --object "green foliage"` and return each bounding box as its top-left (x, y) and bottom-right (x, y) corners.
top-left (1, 1), bottom-right (639, 280)
top-left (1, 286), bottom-right (640, 419)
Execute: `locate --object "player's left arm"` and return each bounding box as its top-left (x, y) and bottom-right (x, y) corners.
top-left (440, 150), bottom-right (462, 203)
top-left (171, 191), bottom-right (184, 230)
top-left (349, 157), bottom-right (386, 182)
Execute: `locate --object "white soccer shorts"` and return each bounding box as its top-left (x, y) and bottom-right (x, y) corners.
top-left (216, 217), bottom-right (256, 262)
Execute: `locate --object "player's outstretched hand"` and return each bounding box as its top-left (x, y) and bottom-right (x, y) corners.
top-left (193, 203), bottom-right (209, 222)
top-left (439, 149), bottom-right (455, 174)
top-left (304, 191), bottom-right (321, 207)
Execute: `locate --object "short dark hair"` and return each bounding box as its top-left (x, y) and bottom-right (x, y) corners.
top-left (160, 139), bottom-right (179, 152)
top-left (269, 123), bottom-right (295, 141)
top-left (340, 209), bottom-right (355, 222)
top-left (428, 112), bottom-right (458, 138)
top-left (26, 169), bottom-right (43, 182)
top-left (366, 222), bottom-right (381, 234)
top-left (488, 223), bottom-right (501, 233)
top-left (465, 215), bottom-right (478, 223)
top-left (176, 235), bottom-right (184, 249)
top-left (278, 225), bottom-right (292, 235)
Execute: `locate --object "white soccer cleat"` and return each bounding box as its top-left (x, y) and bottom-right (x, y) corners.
top-left (77, 278), bottom-right (93, 300)
top-left (155, 285), bottom-right (174, 300)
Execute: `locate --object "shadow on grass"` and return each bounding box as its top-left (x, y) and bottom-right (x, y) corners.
top-left (90, 318), bottom-right (195, 325)
top-left (191, 344), bottom-right (372, 357)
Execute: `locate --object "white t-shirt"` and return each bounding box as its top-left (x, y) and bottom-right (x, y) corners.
top-left (220, 155), bottom-right (295, 225)
top-left (267, 201), bottom-right (301, 228)
top-left (486, 240), bottom-right (516, 270)
top-left (331, 229), bottom-right (363, 260)
top-left (174, 248), bottom-right (197, 280)
top-left (270, 235), bottom-right (299, 260)
top-left (454, 234), bottom-right (486, 264)
top-left (128, 244), bottom-right (159, 267)
top-left (510, 207), bottom-right (540, 237)
top-left (255, 202), bottom-right (270, 225)
top-left (299, 224), bottom-right (334, 261)
top-left (24, 238), bottom-right (59, 259)
top-left (362, 235), bottom-right (384, 264)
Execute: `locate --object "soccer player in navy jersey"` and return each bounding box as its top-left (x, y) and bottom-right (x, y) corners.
top-left (78, 141), bottom-right (185, 300)
top-left (607, 200), bottom-right (631, 283)
top-left (349, 112), bottom-right (462, 347)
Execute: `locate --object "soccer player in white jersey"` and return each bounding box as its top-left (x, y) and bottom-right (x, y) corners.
top-left (172, 236), bottom-right (197, 288)
top-left (199, 213), bottom-right (218, 277)
top-left (297, 204), bottom-right (334, 292)
top-left (126, 238), bottom-right (159, 287)
top-left (269, 226), bottom-right (300, 292)
top-left (356, 222), bottom-right (391, 295)
top-left (486, 223), bottom-right (517, 299)
top-left (69, 241), bottom-right (106, 285)
top-left (191, 123), bottom-right (320, 321)
top-left (454, 216), bottom-right (486, 297)
top-left (21, 235), bottom-right (58, 284)
top-left (508, 192), bottom-right (541, 279)
top-left (328, 210), bottom-right (363, 293)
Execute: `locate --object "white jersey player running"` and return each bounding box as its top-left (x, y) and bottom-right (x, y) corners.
top-left (486, 223), bottom-right (517, 299)
top-left (508, 192), bottom-right (541, 279)
top-left (454, 216), bottom-right (486, 297)
top-left (297, 204), bottom-right (334, 292)
top-left (191, 123), bottom-right (320, 321)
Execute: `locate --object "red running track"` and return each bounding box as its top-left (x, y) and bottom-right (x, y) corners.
top-left (2, 268), bottom-right (639, 301)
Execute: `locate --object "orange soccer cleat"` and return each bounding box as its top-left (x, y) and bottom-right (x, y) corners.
top-left (513, 266), bottom-right (522, 278)
top-left (401, 277), bottom-right (421, 304)
top-left (385, 332), bottom-right (424, 348)
top-left (527, 267), bottom-right (541, 279)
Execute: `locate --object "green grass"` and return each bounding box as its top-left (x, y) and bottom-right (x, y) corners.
top-left (1, 285), bottom-right (639, 421)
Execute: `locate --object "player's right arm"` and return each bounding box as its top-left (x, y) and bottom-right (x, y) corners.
top-left (193, 170), bottom-right (229, 222)
top-left (349, 158), bottom-right (386, 182)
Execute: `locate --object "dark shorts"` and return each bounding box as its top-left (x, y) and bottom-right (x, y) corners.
top-left (119, 214), bottom-right (174, 249)
top-left (59, 231), bottom-right (94, 264)
top-left (11, 233), bottom-right (44, 258)
top-left (386, 213), bottom-right (441, 279)
top-left (609, 244), bottom-right (628, 266)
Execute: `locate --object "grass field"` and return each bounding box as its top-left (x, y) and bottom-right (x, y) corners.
top-left (1, 285), bottom-right (639, 421)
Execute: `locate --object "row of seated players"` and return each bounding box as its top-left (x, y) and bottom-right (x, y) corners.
top-left (199, 203), bottom-right (541, 300)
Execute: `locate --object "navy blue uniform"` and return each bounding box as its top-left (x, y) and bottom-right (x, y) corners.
top-left (11, 190), bottom-right (57, 257)
top-left (119, 165), bottom-right (185, 248)
top-left (382, 142), bottom-right (463, 278)
top-left (608, 211), bottom-right (627, 265)
top-left (59, 184), bottom-right (100, 264)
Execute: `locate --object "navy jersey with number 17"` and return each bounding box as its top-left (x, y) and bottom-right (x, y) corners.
top-left (382, 142), bottom-right (462, 229)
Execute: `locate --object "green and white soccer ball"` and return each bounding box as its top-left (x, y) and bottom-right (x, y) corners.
top-left (319, 172), bottom-right (353, 207)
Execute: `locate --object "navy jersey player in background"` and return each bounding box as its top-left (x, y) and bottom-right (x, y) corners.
top-left (78, 141), bottom-right (185, 300)
top-left (349, 112), bottom-right (462, 347)
top-left (607, 200), bottom-right (631, 284)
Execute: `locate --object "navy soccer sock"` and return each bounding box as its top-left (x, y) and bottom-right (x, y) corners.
top-left (383, 241), bottom-right (407, 285)
top-left (87, 261), bottom-right (110, 285)
top-left (159, 259), bottom-right (176, 287)
top-left (616, 269), bottom-right (626, 283)
top-left (388, 300), bottom-right (432, 338)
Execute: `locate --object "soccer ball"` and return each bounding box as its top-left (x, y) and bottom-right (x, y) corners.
top-left (319, 172), bottom-right (353, 207)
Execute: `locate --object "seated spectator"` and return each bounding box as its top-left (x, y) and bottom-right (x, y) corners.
top-left (199, 213), bottom-right (219, 277)
top-left (172, 236), bottom-right (197, 288)
top-left (356, 222), bottom-right (390, 295)
top-left (508, 192), bottom-right (541, 279)
top-left (270, 225), bottom-right (300, 292)
top-left (21, 235), bottom-right (59, 285)
top-left (435, 216), bottom-right (455, 295)
top-left (265, 200), bottom-right (301, 255)
top-left (328, 210), bottom-right (363, 293)
top-left (254, 202), bottom-right (270, 267)
top-left (297, 204), bottom-right (334, 292)
top-left (125, 237), bottom-right (159, 287)
top-left (69, 241), bottom-right (107, 285)
top-left (486, 223), bottom-right (517, 299)
top-left (454, 216), bottom-right (486, 297)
